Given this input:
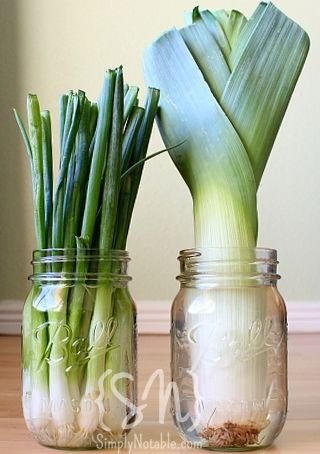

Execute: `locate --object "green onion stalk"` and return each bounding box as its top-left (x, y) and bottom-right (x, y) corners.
top-left (143, 1), bottom-right (309, 444)
top-left (15, 67), bottom-right (160, 447)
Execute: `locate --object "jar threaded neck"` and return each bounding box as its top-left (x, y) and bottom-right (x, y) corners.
top-left (30, 248), bottom-right (131, 283)
top-left (177, 248), bottom-right (280, 288)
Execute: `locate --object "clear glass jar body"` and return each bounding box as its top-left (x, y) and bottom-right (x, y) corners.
top-left (22, 249), bottom-right (136, 449)
top-left (171, 248), bottom-right (287, 451)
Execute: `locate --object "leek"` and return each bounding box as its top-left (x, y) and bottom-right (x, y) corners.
top-left (144, 1), bottom-right (309, 448)
top-left (16, 67), bottom-right (160, 447)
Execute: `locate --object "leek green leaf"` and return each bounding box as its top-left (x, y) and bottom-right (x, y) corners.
top-left (143, 2), bottom-right (309, 247)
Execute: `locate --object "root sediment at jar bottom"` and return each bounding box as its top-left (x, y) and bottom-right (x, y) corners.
top-left (28, 422), bottom-right (126, 449)
top-left (200, 421), bottom-right (263, 449)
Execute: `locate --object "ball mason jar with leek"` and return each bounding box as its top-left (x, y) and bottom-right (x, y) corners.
top-left (16, 68), bottom-right (159, 448)
top-left (144, 2), bottom-right (309, 450)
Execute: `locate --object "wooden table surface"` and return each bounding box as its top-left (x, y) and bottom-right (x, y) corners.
top-left (0, 334), bottom-right (319, 453)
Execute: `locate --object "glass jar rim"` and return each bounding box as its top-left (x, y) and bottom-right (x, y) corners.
top-left (32, 248), bottom-right (130, 259)
top-left (178, 247), bottom-right (278, 262)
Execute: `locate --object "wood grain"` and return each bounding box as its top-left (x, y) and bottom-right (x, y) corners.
top-left (0, 334), bottom-right (319, 453)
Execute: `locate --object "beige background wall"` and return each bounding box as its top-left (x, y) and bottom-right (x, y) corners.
top-left (0, 0), bottom-right (319, 306)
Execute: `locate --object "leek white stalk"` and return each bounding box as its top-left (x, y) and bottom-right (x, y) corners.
top-left (144, 1), bottom-right (309, 445)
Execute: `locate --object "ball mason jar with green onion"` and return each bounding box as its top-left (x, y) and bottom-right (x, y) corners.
top-left (15, 66), bottom-right (160, 449)
top-left (22, 248), bottom-right (136, 449)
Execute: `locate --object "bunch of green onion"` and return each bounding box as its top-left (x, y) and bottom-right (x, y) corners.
top-left (144, 1), bottom-right (309, 444)
top-left (15, 67), bottom-right (159, 446)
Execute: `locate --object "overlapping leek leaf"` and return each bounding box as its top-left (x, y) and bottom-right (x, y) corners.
top-left (143, 1), bottom-right (310, 247)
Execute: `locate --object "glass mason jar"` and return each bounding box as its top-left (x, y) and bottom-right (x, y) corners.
top-left (171, 248), bottom-right (287, 451)
top-left (22, 249), bottom-right (137, 449)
